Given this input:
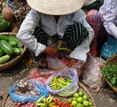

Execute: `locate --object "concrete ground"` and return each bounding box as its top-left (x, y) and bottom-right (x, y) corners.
top-left (0, 49), bottom-right (117, 107)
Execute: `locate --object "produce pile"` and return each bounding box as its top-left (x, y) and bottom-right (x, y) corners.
top-left (14, 79), bottom-right (40, 96)
top-left (0, 13), bottom-right (10, 32)
top-left (49, 76), bottom-right (72, 90)
top-left (69, 91), bottom-right (94, 107)
top-left (0, 35), bottom-right (24, 64)
top-left (101, 63), bottom-right (117, 87)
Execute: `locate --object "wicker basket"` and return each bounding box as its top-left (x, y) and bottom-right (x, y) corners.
top-left (1, 76), bottom-right (96, 107)
top-left (0, 32), bottom-right (26, 71)
top-left (104, 54), bottom-right (117, 93)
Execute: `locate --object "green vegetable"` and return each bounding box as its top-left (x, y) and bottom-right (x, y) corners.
top-left (9, 41), bottom-right (17, 47)
top-left (19, 47), bottom-right (24, 53)
top-left (37, 95), bottom-right (45, 103)
top-left (101, 63), bottom-right (117, 87)
top-left (0, 55), bottom-right (10, 64)
top-left (0, 40), bottom-right (14, 55)
top-left (8, 36), bottom-right (19, 43)
top-left (0, 13), bottom-right (10, 32)
top-left (13, 47), bottom-right (21, 55)
top-left (0, 35), bottom-right (9, 41)
top-left (0, 49), bottom-right (3, 57)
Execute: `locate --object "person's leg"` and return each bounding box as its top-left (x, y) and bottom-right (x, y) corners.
top-left (32, 27), bottom-right (49, 61)
top-left (86, 9), bottom-right (103, 56)
top-left (63, 23), bottom-right (89, 50)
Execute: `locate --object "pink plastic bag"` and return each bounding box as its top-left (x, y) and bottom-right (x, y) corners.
top-left (28, 68), bottom-right (60, 85)
top-left (81, 56), bottom-right (106, 88)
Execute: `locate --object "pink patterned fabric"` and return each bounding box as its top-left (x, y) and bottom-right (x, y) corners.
top-left (86, 9), bottom-right (108, 40)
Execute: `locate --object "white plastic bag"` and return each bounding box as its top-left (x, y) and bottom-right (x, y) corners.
top-left (81, 56), bottom-right (106, 88)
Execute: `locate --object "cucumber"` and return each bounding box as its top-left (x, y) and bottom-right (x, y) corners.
top-left (0, 55), bottom-right (10, 64)
top-left (0, 35), bottom-right (9, 41)
top-left (13, 47), bottom-right (21, 55)
top-left (19, 47), bottom-right (24, 53)
top-left (9, 41), bottom-right (17, 47)
top-left (0, 49), bottom-right (3, 57)
top-left (0, 40), bottom-right (14, 55)
top-left (9, 36), bottom-right (19, 43)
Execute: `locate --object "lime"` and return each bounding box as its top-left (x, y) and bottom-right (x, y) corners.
top-left (76, 97), bottom-right (83, 103)
top-left (83, 100), bottom-right (89, 106)
top-left (79, 91), bottom-right (84, 97)
top-left (77, 103), bottom-right (84, 107)
top-left (88, 101), bottom-right (93, 106)
top-left (67, 99), bottom-right (72, 103)
top-left (74, 93), bottom-right (79, 98)
top-left (72, 97), bottom-right (77, 101)
top-left (83, 95), bottom-right (88, 100)
top-left (71, 100), bottom-right (77, 106)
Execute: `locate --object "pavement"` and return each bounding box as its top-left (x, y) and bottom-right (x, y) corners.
top-left (0, 49), bottom-right (117, 107)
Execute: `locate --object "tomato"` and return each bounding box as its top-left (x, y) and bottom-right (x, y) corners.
top-left (76, 97), bottom-right (83, 103)
top-left (71, 100), bottom-right (77, 106)
top-left (79, 91), bottom-right (84, 97)
top-left (88, 101), bottom-right (93, 106)
top-left (83, 100), bottom-right (89, 106)
top-left (83, 95), bottom-right (88, 100)
top-left (73, 93), bottom-right (79, 98)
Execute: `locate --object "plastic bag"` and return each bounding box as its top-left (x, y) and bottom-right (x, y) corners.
top-left (45, 68), bottom-right (79, 96)
top-left (101, 36), bottom-right (117, 60)
top-left (82, 56), bottom-right (106, 88)
top-left (47, 56), bottom-right (67, 70)
top-left (9, 79), bottom-right (49, 103)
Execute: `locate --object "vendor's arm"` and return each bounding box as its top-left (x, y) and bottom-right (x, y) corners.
top-left (102, 0), bottom-right (117, 39)
top-left (17, 9), bottom-right (47, 56)
top-left (70, 9), bottom-right (94, 63)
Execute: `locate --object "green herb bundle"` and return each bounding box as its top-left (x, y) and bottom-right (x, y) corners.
top-left (101, 63), bottom-right (117, 87)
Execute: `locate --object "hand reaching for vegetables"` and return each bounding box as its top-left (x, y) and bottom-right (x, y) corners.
top-left (68, 58), bottom-right (84, 70)
top-left (43, 47), bottom-right (58, 57)
top-left (67, 58), bottom-right (78, 68)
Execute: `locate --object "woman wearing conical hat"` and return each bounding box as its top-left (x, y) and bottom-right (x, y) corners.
top-left (17, 0), bottom-right (94, 68)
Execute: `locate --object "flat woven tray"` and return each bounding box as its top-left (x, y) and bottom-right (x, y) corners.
top-left (1, 80), bottom-right (96, 107)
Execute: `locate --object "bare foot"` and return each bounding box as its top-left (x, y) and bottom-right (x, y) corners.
top-left (12, 24), bottom-right (19, 33)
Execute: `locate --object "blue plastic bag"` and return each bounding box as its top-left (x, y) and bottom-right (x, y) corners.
top-left (9, 79), bottom-right (49, 103)
top-left (101, 36), bottom-right (117, 60)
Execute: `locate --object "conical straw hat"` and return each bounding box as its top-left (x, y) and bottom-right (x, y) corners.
top-left (27, 0), bottom-right (84, 15)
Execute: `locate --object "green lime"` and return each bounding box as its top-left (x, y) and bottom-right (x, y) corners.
top-left (73, 93), bottom-right (79, 98)
top-left (83, 95), bottom-right (88, 100)
top-left (67, 99), bottom-right (72, 103)
top-left (79, 91), bottom-right (84, 97)
top-left (71, 100), bottom-right (77, 106)
top-left (76, 97), bottom-right (83, 103)
top-left (72, 97), bottom-right (77, 101)
top-left (77, 103), bottom-right (84, 107)
top-left (83, 100), bottom-right (89, 106)
top-left (88, 101), bottom-right (93, 106)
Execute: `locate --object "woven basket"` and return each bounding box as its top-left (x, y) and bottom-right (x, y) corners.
top-left (104, 54), bottom-right (117, 93)
top-left (0, 32), bottom-right (26, 71)
top-left (1, 77), bottom-right (96, 107)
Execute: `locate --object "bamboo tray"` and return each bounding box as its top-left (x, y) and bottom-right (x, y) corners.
top-left (1, 79), bottom-right (96, 107)
top-left (0, 32), bottom-right (26, 71)
top-left (104, 54), bottom-right (117, 93)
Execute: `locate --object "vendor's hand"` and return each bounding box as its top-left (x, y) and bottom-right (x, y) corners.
top-left (67, 58), bottom-right (78, 68)
top-left (43, 46), bottom-right (58, 57)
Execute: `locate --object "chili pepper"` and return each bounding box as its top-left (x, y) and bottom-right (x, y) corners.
top-left (37, 95), bottom-right (45, 103)
top-left (53, 98), bottom-right (58, 105)
top-left (59, 101), bottom-right (64, 107)
top-left (57, 42), bottom-right (69, 51)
